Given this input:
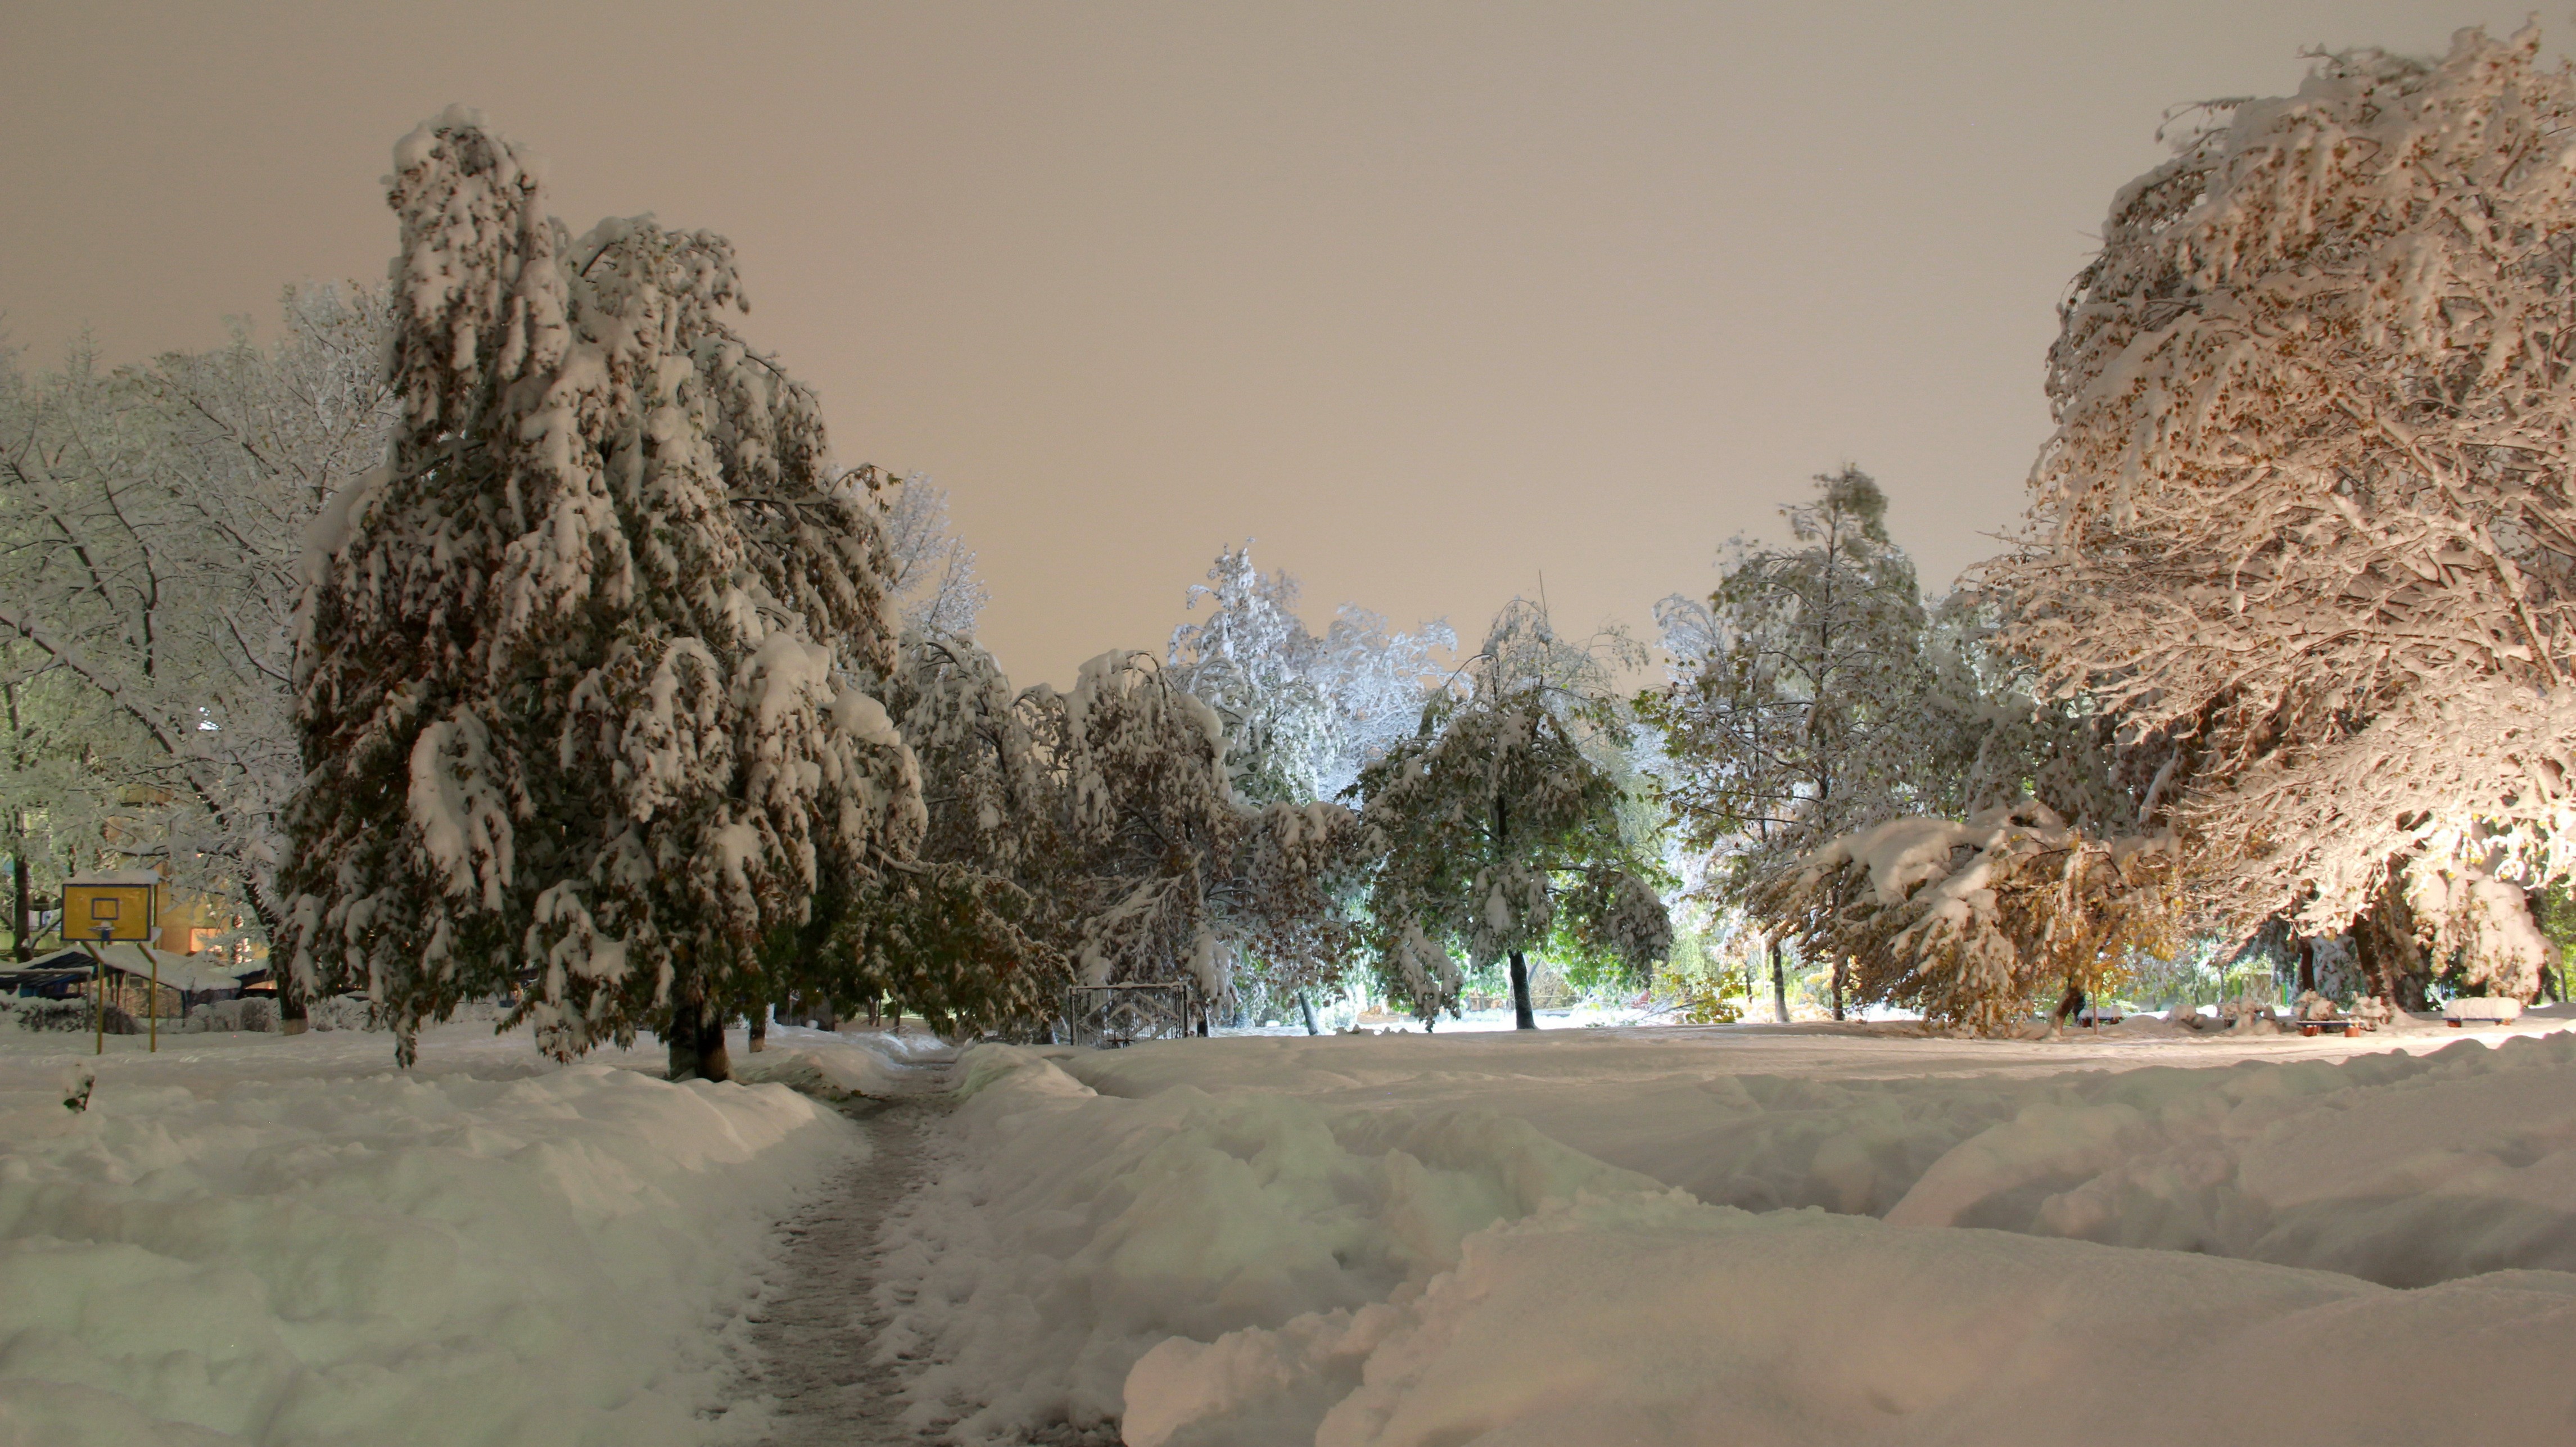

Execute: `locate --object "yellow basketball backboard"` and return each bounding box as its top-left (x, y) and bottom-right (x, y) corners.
top-left (62, 874), bottom-right (159, 944)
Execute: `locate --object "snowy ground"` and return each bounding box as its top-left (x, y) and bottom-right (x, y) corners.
top-left (0, 1018), bottom-right (943, 1447)
top-left (11, 1009), bottom-right (2576, 1445)
top-left (878, 1009), bottom-right (2576, 1446)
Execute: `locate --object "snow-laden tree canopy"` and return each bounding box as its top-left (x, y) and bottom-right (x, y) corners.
top-left (881, 632), bottom-right (1361, 1024)
top-left (283, 110), bottom-right (920, 1068)
top-left (1, 286), bottom-right (397, 941)
top-left (878, 474), bottom-right (989, 636)
top-left (1355, 599), bottom-right (1670, 1023)
top-left (1646, 468), bottom-right (1950, 880)
top-left (1164, 542), bottom-right (1454, 807)
top-left (1987, 26), bottom-right (2576, 998)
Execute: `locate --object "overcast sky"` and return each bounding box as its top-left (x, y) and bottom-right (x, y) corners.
top-left (0, 0), bottom-right (2533, 685)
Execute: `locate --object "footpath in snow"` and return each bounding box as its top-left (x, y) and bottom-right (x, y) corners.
top-left (0, 1018), bottom-right (941, 1447)
top-left (876, 1011), bottom-right (2576, 1446)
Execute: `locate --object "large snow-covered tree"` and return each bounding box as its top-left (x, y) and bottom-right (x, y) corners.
top-left (1987, 26), bottom-right (2576, 1003)
top-left (282, 110), bottom-right (921, 1073)
top-left (1, 287), bottom-right (398, 955)
top-left (1354, 599), bottom-right (1670, 1027)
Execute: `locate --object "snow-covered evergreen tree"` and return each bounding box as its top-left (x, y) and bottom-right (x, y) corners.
top-left (1, 287), bottom-right (397, 951)
top-left (1647, 468), bottom-right (1941, 864)
top-left (1354, 599), bottom-right (1669, 1025)
top-left (1986, 27), bottom-right (2576, 1001)
top-left (282, 111), bottom-right (920, 1073)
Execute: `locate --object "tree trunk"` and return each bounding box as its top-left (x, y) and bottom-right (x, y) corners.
top-left (747, 1003), bottom-right (767, 1053)
top-left (2352, 865), bottom-right (2432, 1011)
top-left (1508, 949), bottom-right (1536, 1031)
top-left (695, 1012), bottom-right (731, 1082)
top-left (1298, 991), bottom-right (1319, 1035)
top-left (666, 996), bottom-right (733, 1083)
top-left (1770, 938), bottom-right (1789, 1024)
top-left (2297, 936), bottom-right (2317, 996)
top-left (11, 848), bottom-right (30, 962)
top-left (2054, 981), bottom-right (2086, 1023)
top-left (1830, 956), bottom-right (1846, 1021)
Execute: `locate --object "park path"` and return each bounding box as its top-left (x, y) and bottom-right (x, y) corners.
top-left (743, 1094), bottom-right (949, 1446)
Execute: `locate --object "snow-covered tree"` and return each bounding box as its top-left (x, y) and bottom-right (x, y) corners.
top-left (1754, 802), bottom-right (2179, 1034)
top-left (1354, 598), bottom-right (1670, 1026)
top-left (882, 631), bottom-right (1361, 1025)
top-left (0, 287), bottom-right (398, 953)
top-left (282, 110), bottom-right (921, 1074)
top-left (1165, 543), bottom-right (1454, 807)
top-left (1986, 26), bottom-right (2576, 1002)
top-left (1648, 469), bottom-right (1943, 863)
top-left (1643, 467), bottom-right (1955, 1014)
top-left (879, 474), bottom-right (989, 635)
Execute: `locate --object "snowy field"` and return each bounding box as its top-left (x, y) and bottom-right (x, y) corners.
top-left (0, 1019), bottom-right (943, 1447)
top-left (883, 1011), bottom-right (2576, 1446)
top-left (10, 1010), bottom-right (2576, 1446)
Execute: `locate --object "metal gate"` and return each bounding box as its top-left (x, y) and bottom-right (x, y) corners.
top-left (1064, 979), bottom-right (1201, 1048)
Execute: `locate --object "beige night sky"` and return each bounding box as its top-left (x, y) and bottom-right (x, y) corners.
top-left (0, 0), bottom-right (2530, 685)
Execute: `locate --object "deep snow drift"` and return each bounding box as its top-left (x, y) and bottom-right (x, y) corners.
top-left (0, 1021), bottom-right (917, 1447)
top-left (878, 1016), bottom-right (2576, 1446)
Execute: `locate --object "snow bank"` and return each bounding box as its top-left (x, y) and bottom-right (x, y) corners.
top-left (732, 1026), bottom-right (952, 1101)
top-left (873, 1044), bottom-right (1661, 1442)
top-left (0, 1044), bottom-right (856, 1446)
top-left (1130, 1200), bottom-right (2576, 1447)
top-left (892, 1026), bottom-right (2576, 1445)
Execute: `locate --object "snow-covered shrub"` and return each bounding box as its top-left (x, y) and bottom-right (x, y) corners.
top-left (282, 110), bottom-right (921, 1073)
top-left (1989, 27), bottom-right (2576, 982)
top-left (2, 997), bottom-right (92, 1033)
top-left (1756, 802), bottom-right (2179, 1034)
top-left (305, 993), bottom-right (381, 1032)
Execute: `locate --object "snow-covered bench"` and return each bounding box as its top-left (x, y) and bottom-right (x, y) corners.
top-left (2444, 997), bottom-right (2524, 1028)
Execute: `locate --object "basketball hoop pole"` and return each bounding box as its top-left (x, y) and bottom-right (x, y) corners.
top-left (89, 925), bottom-right (110, 1056)
top-left (141, 941), bottom-right (158, 1052)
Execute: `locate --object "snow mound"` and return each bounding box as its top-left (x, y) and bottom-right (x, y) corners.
top-left (733, 1028), bottom-right (952, 1100)
top-left (0, 1058), bottom-right (855, 1445)
top-left (894, 1028), bottom-right (2576, 1445)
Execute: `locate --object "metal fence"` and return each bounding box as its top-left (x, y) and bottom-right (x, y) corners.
top-left (1064, 979), bottom-right (1203, 1048)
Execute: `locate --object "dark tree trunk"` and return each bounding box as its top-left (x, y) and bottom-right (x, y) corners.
top-left (1831, 957), bottom-right (1846, 1021)
top-left (695, 1012), bottom-right (732, 1082)
top-left (1508, 949), bottom-right (1536, 1031)
top-left (2054, 982), bottom-right (2087, 1024)
top-left (2297, 936), bottom-right (2317, 996)
top-left (12, 848), bottom-right (31, 962)
top-left (1770, 938), bottom-right (1789, 1024)
top-left (666, 998), bottom-right (733, 1082)
top-left (1299, 991), bottom-right (1320, 1035)
top-left (747, 1003), bottom-right (767, 1053)
top-left (2352, 866), bottom-right (2432, 1011)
